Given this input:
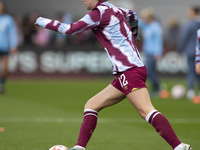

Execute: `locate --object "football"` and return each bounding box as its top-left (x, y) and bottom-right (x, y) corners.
top-left (49, 145), bottom-right (68, 150)
top-left (171, 84), bottom-right (185, 99)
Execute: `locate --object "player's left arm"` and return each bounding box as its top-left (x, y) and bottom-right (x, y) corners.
top-left (35, 9), bottom-right (101, 35)
top-left (197, 29), bottom-right (200, 45)
top-left (195, 29), bottom-right (200, 75)
top-left (119, 7), bottom-right (139, 41)
top-left (195, 45), bottom-right (200, 75)
top-left (153, 24), bottom-right (163, 60)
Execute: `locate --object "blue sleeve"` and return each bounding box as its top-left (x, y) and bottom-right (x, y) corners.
top-left (8, 17), bottom-right (17, 49)
top-left (153, 24), bottom-right (163, 56)
top-left (138, 19), bottom-right (146, 29)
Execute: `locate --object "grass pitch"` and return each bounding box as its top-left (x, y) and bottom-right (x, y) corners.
top-left (0, 78), bottom-right (200, 150)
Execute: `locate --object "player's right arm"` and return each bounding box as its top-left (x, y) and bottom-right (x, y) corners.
top-left (119, 7), bottom-right (139, 41)
top-left (35, 9), bottom-right (100, 35)
top-left (8, 16), bottom-right (17, 54)
top-left (195, 29), bottom-right (200, 75)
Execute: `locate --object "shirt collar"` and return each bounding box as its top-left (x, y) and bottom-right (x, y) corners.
top-left (93, 0), bottom-right (107, 10)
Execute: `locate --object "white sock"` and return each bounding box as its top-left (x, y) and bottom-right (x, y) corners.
top-left (84, 108), bottom-right (97, 113)
top-left (145, 110), bottom-right (158, 122)
top-left (174, 143), bottom-right (184, 150)
top-left (74, 145), bottom-right (85, 149)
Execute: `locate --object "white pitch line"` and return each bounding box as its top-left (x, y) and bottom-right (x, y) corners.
top-left (0, 117), bottom-right (200, 124)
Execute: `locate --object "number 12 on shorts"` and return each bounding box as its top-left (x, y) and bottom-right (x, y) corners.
top-left (118, 74), bottom-right (128, 88)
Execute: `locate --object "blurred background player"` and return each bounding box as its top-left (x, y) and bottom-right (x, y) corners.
top-left (139, 7), bottom-right (163, 97)
top-left (195, 29), bottom-right (200, 75)
top-left (178, 6), bottom-right (200, 100)
top-left (35, 0), bottom-right (191, 150)
top-left (0, 1), bottom-right (17, 94)
top-left (164, 15), bottom-right (181, 52)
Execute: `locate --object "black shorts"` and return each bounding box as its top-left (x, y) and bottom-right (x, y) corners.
top-left (0, 51), bottom-right (9, 57)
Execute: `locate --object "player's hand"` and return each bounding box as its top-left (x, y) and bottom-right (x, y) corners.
top-left (10, 48), bottom-right (17, 55)
top-left (195, 64), bottom-right (200, 75)
top-left (154, 55), bottom-right (162, 61)
top-left (58, 23), bottom-right (69, 34)
top-left (35, 17), bottom-right (52, 28)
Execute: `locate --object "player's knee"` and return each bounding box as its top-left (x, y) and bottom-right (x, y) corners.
top-left (84, 103), bottom-right (91, 110)
top-left (137, 108), bottom-right (150, 119)
top-left (137, 109), bottom-right (146, 119)
top-left (137, 107), bottom-right (156, 119)
top-left (84, 102), bottom-right (99, 112)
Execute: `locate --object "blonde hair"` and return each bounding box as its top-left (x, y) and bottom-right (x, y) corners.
top-left (140, 7), bottom-right (155, 20)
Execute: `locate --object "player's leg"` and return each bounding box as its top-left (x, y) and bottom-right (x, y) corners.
top-left (126, 88), bottom-right (191, 150)
top-left (145, 54), bottom-right (159, 95)
top-left (70, 84), bottom-right (125, 150)
top-left (0, 55), bottom-right (9, 93)
top-left (186, 56), bottom-right (195, 99)
top-left (126, 88), bottom-right (155, 118)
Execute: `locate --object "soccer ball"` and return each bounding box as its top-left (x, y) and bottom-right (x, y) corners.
top-left (49, 145), bottom-right (68, 150)
top-left (171, 84), bottom-right (185, 99)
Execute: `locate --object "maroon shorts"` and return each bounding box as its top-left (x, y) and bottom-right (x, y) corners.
top-left (111, 67), bottom-right (147, 95)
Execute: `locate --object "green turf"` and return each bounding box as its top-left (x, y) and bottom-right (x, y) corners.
top-left (0, 78), bottom-right (199, 150)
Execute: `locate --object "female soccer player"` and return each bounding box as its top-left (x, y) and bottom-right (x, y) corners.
top-left (178, 6), bottom-right (200, 100)
top-left (139, 7), bottom-right (163, 97)
top-left (195, 29), bottom-right (200, 75)
top-left (35, 0), bottom-right (192, 150)
top-left (0, 1), bottom-right (17, 93)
